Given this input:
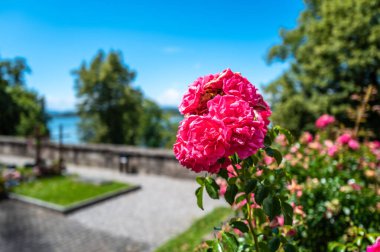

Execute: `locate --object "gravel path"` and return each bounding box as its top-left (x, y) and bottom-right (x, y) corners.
top-left (0, 200), bottom-right (147, 252)
top-left (0, 154), bottom-right (226, 251)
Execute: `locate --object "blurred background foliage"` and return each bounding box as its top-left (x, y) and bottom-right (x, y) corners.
top-left (265, 0), bottom-right (380, 138)
top-left (0, 57), bottom-right (49, 137)
top-left (73, 50), bottom-right (180, 147)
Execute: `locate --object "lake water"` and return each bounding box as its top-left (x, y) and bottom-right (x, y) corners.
top-left (48, 116), bottom-right (80, 144)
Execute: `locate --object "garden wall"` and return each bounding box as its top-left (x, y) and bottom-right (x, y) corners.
top-left (0, 136), bottom-right (195, 179)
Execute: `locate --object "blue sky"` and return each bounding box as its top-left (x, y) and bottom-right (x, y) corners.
top-left (0, 0), bottom-right (304, 111)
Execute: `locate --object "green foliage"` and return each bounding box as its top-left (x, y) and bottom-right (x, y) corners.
top-left (266, 0), bottom-right (380, 138)
top-left (0, 57), bottom-right (48, 136)
top-left (155, 207), bottom-right (233, 252)
top-left (196, 127), bottom-right (298, 252)
top-left (74, 50), bottom-right (177, 147)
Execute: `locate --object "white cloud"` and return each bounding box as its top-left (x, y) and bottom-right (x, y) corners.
top-left (162, 46), bottom-right (182, 54)
top-left (156, 88), bottom-right (182, 107)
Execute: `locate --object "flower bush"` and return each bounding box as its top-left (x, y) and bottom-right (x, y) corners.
top-left (174, 69), bottom-right (379, 252)
top-left (175, 69), bottom-right (298, 251)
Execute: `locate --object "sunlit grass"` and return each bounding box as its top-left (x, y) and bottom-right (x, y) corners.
top-left (12, 175), bottom-right (131, 206)
top-left (155, 207), bottom-right (233, 252)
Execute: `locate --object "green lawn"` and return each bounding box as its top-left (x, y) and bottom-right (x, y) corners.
top-left (155, 207), bottom-right (233, 252)
top-left (12, 175), bottom-right (131, 206)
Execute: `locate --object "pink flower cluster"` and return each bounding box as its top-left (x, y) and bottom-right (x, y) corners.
top-left (174, 69), bottom-right (271, 173)
top-left (315, 114), bottom-right (335, 129)
top-left (337, 133), bottom-right (360, 150)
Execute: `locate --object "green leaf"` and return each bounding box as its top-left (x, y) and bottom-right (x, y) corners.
top-left (255, 185), bottom-right (270, 205)
top-left (264, 135), bottom-right (273, 146)
top-left (196, 177), bottom-right (205, 186)
top-left (211, 239), bottom-right (223, 252)
top-left (263, 196), bottom-right (281, 220)
top-left (269, 237), bottom-right (281, 252)
top-left (283, 244), bottom-right (297, 252)
top-left (221, 232), bottom-right (238, 251)
top-left (195, 186), bottom-right (204, 210)
top-left (273, 126), bottom-right (294, 145)
top-left (253, 208), bottom-right (267, 225)
top-left (250, 155), bottom-right (259, 165)
top-left (354, 237), bottom-right (363, 247)
top-left (244, 179), bottom-right (258, 195)
top-left (218, 168), bottom-right (228, 180)
top-left (225, 184), bottom-right (238, 205)
top-left (281, 201), bottom-right (294, 225)
top-left (230, 220), bottom-right (249, 233)
top-left (258, 242), bottom-right (270, 252)
top-left (231, 153), bottom-right (241, 165)
top-left (265, 147), bottom-right (282, 165)
top-left (205, 177), bottom-right (220, 199)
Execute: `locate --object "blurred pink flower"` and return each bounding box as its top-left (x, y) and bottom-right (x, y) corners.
top-left (264, 156), bottom-right (274, 165)
top-left (348, 139), bottom-right (360, 150)
top-left (270, 216), bottom-right (284, 228)
top-left (287, 179), bottom-right (303, 198)
top-left (367, 237), bottom-right (380, 252)
top-left (216, 178), bottom-right (227, 196)
top-left (315, 114), bottom-right (335, 129)
top-left (300, 132), bottom-right (313, 144)
top-left (328, 145), bottom-right (339, 157)
top-left (337, 133), bottom-right (352, 145)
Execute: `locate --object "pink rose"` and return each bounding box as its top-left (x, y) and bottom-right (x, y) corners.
top-left (315, 114), bottom-right (335, 129)
top-left (348, 139), bottom-right (360, 150)
top-left (208, 95), bottom-right (265, 159)
top-left (367, 237), bottom-right (380, 252)
top-left (175, 69), bottom-right (271, 172)
top-left (300, 132), bottom-right (313, 144)
top-left (337, 133), bottom-right (352, 145)
top-left (178, 73), bottom-right (220, 115)
top-left (328, 145), bottom-right (339, 157)
top-left (173, 115), bottom-right (230, 173)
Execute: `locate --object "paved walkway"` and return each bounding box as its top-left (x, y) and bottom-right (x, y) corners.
top-left (0, 154), bottom-right (225, 251)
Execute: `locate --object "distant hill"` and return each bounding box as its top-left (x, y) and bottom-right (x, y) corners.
top-left (47, 110), bottom-right (77, 117)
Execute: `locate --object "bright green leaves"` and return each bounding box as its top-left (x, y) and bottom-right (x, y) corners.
top-left (205, 177), bottom-right (220, 200)
top-left (195, 176), bottom-right (220, 209)
top-left (263, 195), bottom-right (281, 221)
top-left (225, 184), bottom-right (238, 205)
top-left (195, 186), bottom-right (204, 210)
top-left (221, 232), bottom-right (239, 251)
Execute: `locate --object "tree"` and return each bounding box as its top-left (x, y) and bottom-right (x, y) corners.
top-left (0, 57), bottom-right (48, 136)
top-left (74, 51), bottom-right (143, 144)
top-left (265, 0), bottom-right (380, 137)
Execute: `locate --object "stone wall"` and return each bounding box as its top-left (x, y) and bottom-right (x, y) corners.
top-left (0, 136), bottom-right (195, 179)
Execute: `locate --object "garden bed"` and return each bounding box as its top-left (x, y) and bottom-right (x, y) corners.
top-left (9, 175), bottom-right (139, 214)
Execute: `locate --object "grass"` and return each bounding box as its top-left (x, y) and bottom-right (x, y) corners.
top-left (12, 175), bottom-right (131, 206)
top-left (155, 207), bottom-right (233, 252)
